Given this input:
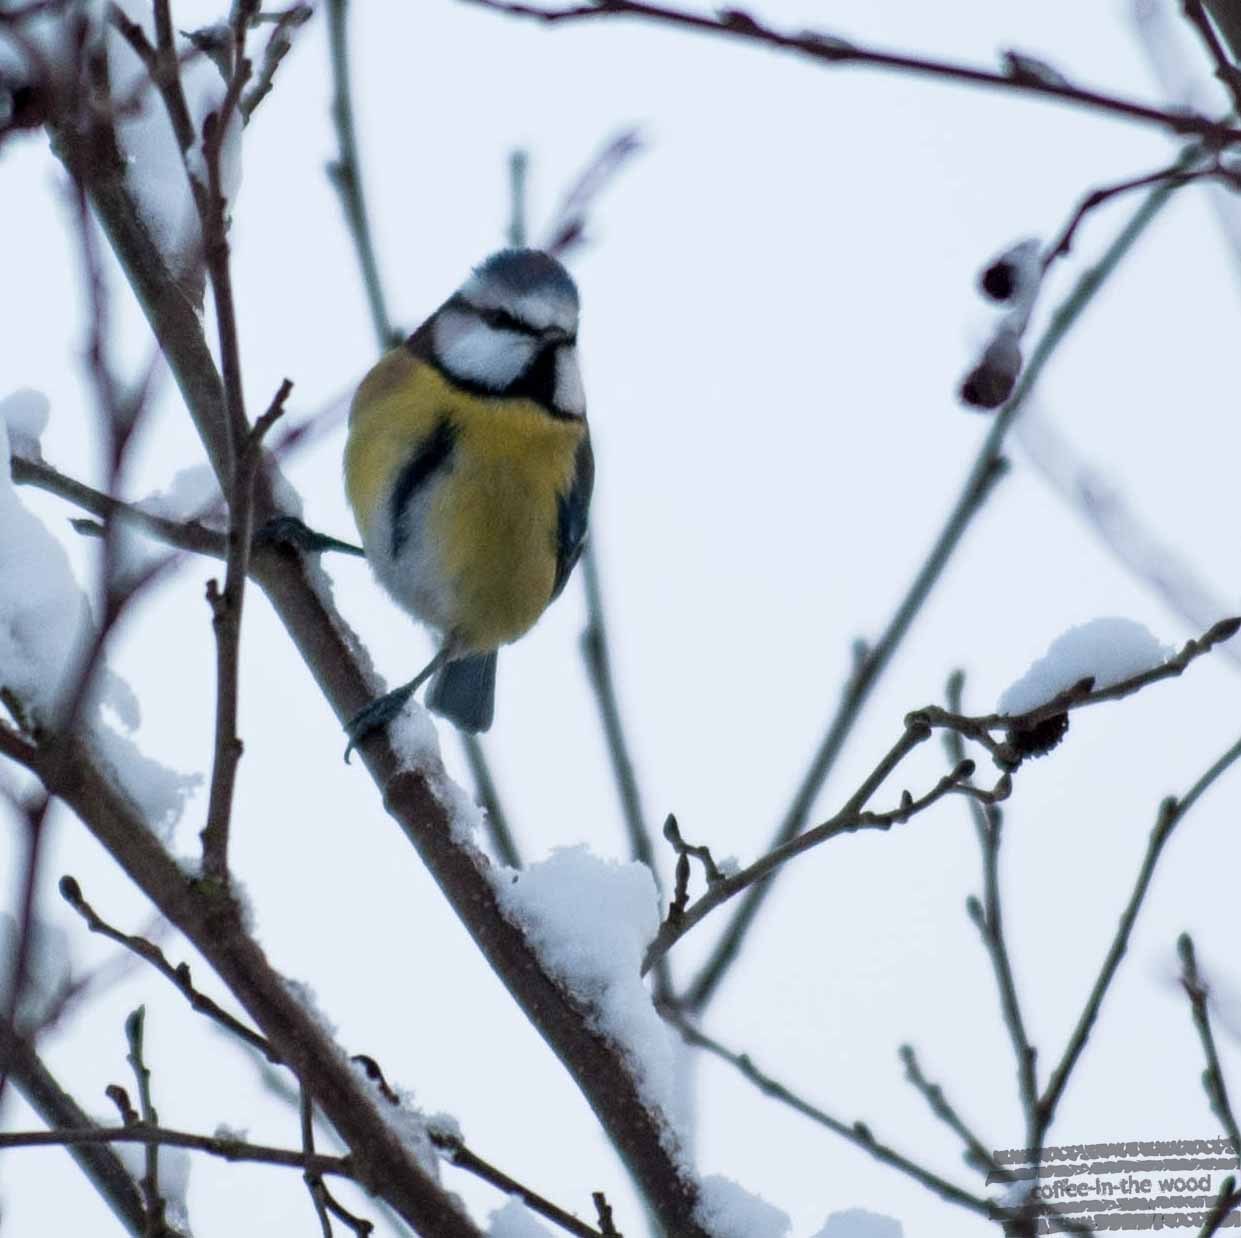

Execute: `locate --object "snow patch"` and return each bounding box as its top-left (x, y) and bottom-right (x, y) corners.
top-left (812, 1208), bottom-right (905, 1238)
top-left (493, 846), bottom-right (683, 1145)
top-left (1, 402), bottom-right (201, 841)
top-left (998, 618), bottom-right (1172, 716)
top-left (695, 1175), bottom-right (790, 1238)
top-left (0, 388), bottom-right (49, 458)
top-left (107, 2), bottom-right (243, 275)
top-left (488, 1198), bottom-right (554, 1237)
top-left (0, 417), bottom-right (95, 728)
top-left (91, 724), bottom-right (200, 843)
top-left (348, 1057), bottom-right (441, 1181)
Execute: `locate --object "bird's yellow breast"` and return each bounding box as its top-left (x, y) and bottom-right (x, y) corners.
top-left (345, 348), bottom-right (585, 651)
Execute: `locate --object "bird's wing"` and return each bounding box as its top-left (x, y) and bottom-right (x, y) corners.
top-left (551, 430), bottom-right (594, 601)
top-left (389, 416), bottom-right (457, 558)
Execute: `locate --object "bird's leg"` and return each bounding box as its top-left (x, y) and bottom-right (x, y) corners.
top-left (255, 515), bottom-right (366, 557)
top-left (343, 644), bottom-right (456, 763)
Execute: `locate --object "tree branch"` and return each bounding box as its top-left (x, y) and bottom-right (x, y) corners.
top-left (58, 875), bottom-right (277, 1061)
top-left (325, 0), bottom-right (397, 347)
top-left (1178, 934), bottom-right (1241, 1160)
top-left (10, 453), bottom-right (228, 559)
top-left (201, 381), bottom-right (290, 883)
top-left (0, 1122), bottom-right (354, 1177)
top-left (241, 3), bottom-right (312, 122)
top-left (1040, 732), bottom-right (1241, 1127)
top-left (0, 1018), bottom-right (155, 1237)
top-left (463, 0), bottom-right (1241, 145)
top-left (644, 721), bottom-right (1005, 974)
top-left (1183, 0), bottom-right (1241, 113)
top-left (663, 1008), bottom-right (1007, 1223)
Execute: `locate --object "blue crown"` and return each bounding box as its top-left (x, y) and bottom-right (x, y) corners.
top-left (473, 249), bottom-right (579, 307)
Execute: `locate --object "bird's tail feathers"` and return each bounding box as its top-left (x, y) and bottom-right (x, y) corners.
top-left (427, 652), bottom-right (497, 733)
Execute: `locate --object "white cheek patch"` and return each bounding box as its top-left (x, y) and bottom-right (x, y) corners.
top-left (555, 346), bottom-right (586, 417)
top-left (434, 312), bottom-right (536, 390)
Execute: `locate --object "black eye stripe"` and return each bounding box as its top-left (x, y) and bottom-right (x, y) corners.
top-left (480, 307), bottom-right (536, 335)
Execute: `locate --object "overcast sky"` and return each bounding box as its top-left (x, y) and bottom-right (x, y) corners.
top-left (3, 1), bottom-right (1241, 1235)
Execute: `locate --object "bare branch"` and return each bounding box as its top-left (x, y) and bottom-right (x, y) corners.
top-left (357, 1053), bottom-right (609, 1238)
top-left (1040, 731), bottom-right (1241, 1125)
top-left (123, 1007), bottom-right (166, 1233)
top-left (913, 616), bottom-right (1240, 767)
top-left (1015, 407), bottom-right (1241, 670)
top-left (241, 3), bottom-right (312, 121)
top-left (460, 735), bottom-right (522, 869)
top-left (325, 0), bottom-right (398, 347)
top-left (10, 453), bottom-right (228, 560)
top-left (1043, 153), bottom-right (1227, 268)
top-left (663, 1008), bottom-right (1006, 1223)
top-left (0, 1017), bottom-right (153, 1236)
top-left (579, 542), bottom-right (661, 895)
top-left (1199, 1176), bottom-right (1241, 1238)
top-left (59, 876), bottom-right (276, 1061)
top-left (1183, 0), bottom-right (1241, 112)
top-left (201, 381), bottom-right (291, 883)
top-left (541, 127), bottom-right (644, 258)
top-left (0, 1123), bottom-right (353, 1177)
top-left (644, 720), bottom-right (1006, 973)
top-left (1178, 934), bottom-right (1241, 1160)
top-left (462, 0), bottom-right (1241, 146)
top-left (898, 1044), bottom-right (1005, 1180)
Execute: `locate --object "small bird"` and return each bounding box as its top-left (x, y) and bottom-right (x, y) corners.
top-left (342, 249), bottom-right (593, 757)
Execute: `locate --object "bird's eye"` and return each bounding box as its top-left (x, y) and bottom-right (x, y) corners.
top-left (480, 307), bottom-right (524, 332)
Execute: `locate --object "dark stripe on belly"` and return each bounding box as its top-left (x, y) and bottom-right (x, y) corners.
top-left (391, 417), bottom-right (456, 558)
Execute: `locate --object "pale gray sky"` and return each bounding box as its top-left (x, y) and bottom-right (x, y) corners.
top-left (3, 1), bottom-right (1241, 1235)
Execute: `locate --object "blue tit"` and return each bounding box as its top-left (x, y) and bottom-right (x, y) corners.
top-left (342, 248), bottom-right (593, 758)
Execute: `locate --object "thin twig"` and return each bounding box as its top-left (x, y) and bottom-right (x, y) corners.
top-left (124, 1008), bottom-right (166, 1236)
top-left (1199, 1176), bottom-right (1241, 1238)
top-left (1043, 154), bottom-right (1224, 268)
top-left (301, 1087), bottom-right (335, 1237)
top-left (899, 1044), bottom-right (1004, 1179)
top-left (107, 2), bottom-right (196, 160)
top-left (10, 454), bottom-right (228, 559)
top-left (0, 1016), bottom-right (153, 1236)
top-left (942, 673), bottom-right (1039, 1144)
top-left (464, 0), bottom-right (1241, 146)
top-left (643, 722), bottom-right (1002, 973)
top-left (1183, 0), bottom-right (1241, 112)
top-left (59, 876), bottom-right (277, 1061)
top-left (653, 614), bottom-right (1236, 975)
top-left (1015, 408), bottom-right (1241, 671)
top-left (1179, 934), bottom-right (1241, 1160)
top-left (914, 616), bottom-right (1240, 763)
top-left (0, 1123), bottom-right (353, 1176)
top-left (438, 1135), bottom-right (606, 1238)
top-left (356, 1054), bottom-right (607, 1237)
top-left (241, 3), bottom-right (311, 121)
top-left (663, 1009), bottom-right (1006, 1222)
top-left (201, 381), bottom-right (291, 882)
top-left (461, 735), bottom-right (522, 868)
top-left (325, 0), bottom-right (397, 347)
top-left (592, 1193), bottom-right (619, 1236)
top-left (508, 148), bottom-right (529, 247)
top-left (1040, 732), bottom-right (1241, 1126)
top-left (579, 543), bottom-right (660, 891)
top-left (541, 128), bottom-right (644, 258)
